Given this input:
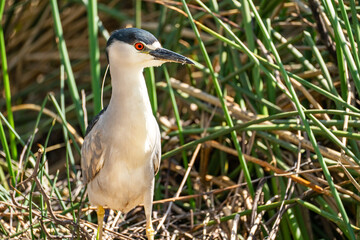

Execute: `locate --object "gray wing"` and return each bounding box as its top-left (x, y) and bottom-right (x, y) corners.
top-left (81, 109), bottom-right (107, 184)
top-left (152, 123), bottom-right (161, 175)
top-left (85, 107), bottom-right (107, 137)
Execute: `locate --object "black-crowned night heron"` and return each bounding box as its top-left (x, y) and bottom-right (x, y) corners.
top-left (81, 28), bottom-right (194, 239)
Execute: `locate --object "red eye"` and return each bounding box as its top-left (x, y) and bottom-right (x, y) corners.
top-left (134, 42), bottom-right (144, 50)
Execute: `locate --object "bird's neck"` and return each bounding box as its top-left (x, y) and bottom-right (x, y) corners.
top-left (106, 63), bottom-right (153, 120)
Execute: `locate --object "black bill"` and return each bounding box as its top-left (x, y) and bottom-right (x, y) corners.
top-left (149, 48), bottom-right (194, 65)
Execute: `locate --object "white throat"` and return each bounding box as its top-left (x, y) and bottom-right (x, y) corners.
top-left (104, 57), bottom-right (153, 126)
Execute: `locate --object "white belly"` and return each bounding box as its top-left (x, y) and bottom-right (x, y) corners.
top-left (86, 112), bottom-right (157, 212)
top-left (87, 157), bottom-right (154, 212)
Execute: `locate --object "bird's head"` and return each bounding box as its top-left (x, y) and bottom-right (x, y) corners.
top-left (106, 28), bottom-right (194, 69)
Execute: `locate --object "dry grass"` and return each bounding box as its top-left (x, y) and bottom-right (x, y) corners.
top-left (1, 0), bottom-right (360, 239)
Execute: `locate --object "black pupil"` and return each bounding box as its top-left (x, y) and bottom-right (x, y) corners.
top-left (137, 44), bottom-right (143, 49)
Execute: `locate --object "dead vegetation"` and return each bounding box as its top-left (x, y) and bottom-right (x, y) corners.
top-left (1, 0), bottom-right (360, 239)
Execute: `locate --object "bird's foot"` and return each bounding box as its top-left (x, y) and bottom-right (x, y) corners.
top-left (146, 224), bottom-right (155, 240)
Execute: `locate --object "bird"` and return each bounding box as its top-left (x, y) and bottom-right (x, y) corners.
top-left (81, 28), bottom-right (194, 240)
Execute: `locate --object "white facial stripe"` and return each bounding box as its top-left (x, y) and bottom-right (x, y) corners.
top-left (145, 41), bottom-right (162, 50)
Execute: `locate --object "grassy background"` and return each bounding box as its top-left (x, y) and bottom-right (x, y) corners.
top-left (1, 0), bottom-right (360, 239)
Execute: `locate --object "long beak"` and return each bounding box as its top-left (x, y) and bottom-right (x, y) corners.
top-left (149, 48), bottom-right (194, 65)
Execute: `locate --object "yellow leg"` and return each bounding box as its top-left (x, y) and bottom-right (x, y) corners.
top-left (145, 178), bottom-right (155, 240)
top-left (146, 219), bottom-right (154, 240)
top-left (96, 206), bottom-right (105, 240)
